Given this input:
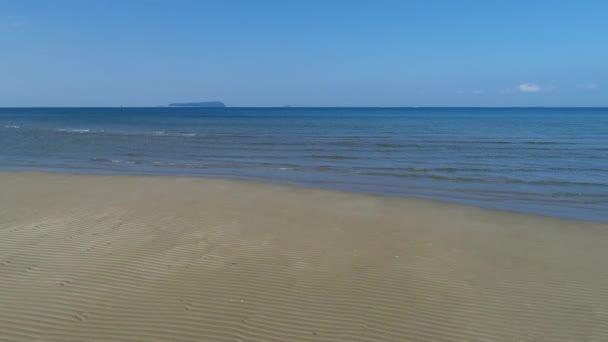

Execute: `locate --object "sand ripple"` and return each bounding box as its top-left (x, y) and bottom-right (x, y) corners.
top-left (1, 172), bottom-right (608, 341)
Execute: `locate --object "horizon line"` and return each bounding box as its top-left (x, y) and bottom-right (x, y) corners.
top-left (1, 105), bottom-right (608, 109)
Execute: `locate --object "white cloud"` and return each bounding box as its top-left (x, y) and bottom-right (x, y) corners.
top-left (517, 83), bottom-right (542, 93)
top-left (577, 83), bottom-right (598, 90)
top-left (472, 89), bottom-right (483, 95)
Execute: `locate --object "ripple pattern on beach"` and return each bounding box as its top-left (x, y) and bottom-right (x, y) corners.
top-left (1, 173), bottom-right (608, 341)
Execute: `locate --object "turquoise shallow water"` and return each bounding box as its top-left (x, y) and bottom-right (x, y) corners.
top-left (1, 107), bottom-right (607, 222)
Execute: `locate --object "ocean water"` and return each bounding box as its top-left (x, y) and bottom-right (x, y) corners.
top-left (1, 107), bottom-right (607, 222)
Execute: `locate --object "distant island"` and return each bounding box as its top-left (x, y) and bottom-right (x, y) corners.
top-left (168, 101), bottom-right (226, 107)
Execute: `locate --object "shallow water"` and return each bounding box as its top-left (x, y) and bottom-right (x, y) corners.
top-left (1, 107), bottom-right (607, 221)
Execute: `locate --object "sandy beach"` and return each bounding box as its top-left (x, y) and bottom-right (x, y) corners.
top-left (1, 172), bottom-right (607, 341)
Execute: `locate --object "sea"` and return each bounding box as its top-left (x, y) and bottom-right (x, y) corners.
top-left (1, 107), bottom-right (606, 222)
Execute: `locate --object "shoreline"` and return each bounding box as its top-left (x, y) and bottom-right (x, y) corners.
top-left (2, 169), bottom-right (605, 224)
top-left (3, 107), bottom-right (606, 224)
top-left (1, 171), bottom-right (608, 341)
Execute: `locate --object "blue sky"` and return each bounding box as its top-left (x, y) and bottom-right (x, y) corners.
top-left (1, 0), bottom-right (607, 107)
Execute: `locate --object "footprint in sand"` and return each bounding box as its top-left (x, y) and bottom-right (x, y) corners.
top-left (0, 259), bottom-right (13, 266)
top-left (60, 279), bottom-right (73, 287)
top-left (74, 311), bottom-right (89, 322)
top-left (180, 299), bottom-right (193, 311)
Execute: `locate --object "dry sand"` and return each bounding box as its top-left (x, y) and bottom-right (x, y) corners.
top-left (1, 172), bottom-right (607, 341)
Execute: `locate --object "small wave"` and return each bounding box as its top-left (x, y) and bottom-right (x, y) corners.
top-left (4, 125), bottom-right (20, 129)
top-left (149, 131), bottom-right (198, 137)
top-left (302, 148), bottom-right (330, 152)
top-left (357, 171), bottom-right (481, 181)
top-left (327, 141), bottom-right (360, 147)
top-left (51, 128), bottom-right (198, 138)
top-left (374, 141), bottom-right (567, 148)
top-left (524, 141), bottom-right (563, 145)
top-left (549, 192), bottom-right (608, 198)
top-left (91, 158), bottom-right (143, 165)
top-left (353, 170), bottom-right (608, 187)
top-left (91, 158), bottom-right (123, 164)
top-left (376, 143), bottom-right (402, 148)
top-left (309, 155), bottom-right (356, 160)
top-left (58, 128), bottom-right (96, 133)
top-left (359, 166), bottom-right (493, 173)
top-left (409, 139), bottom-right (576, 146)
top-left (409, 167), bottom-right (493, 173)
top-left (152, 161), bottom-right (198, 168)
top-left (122, 160), bottom-right (144, 165)
top-left (314, 166), bottom-right (339, 171)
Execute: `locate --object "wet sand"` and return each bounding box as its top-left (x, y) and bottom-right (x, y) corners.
top-left (1, 172), bottom-right (607, 341)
